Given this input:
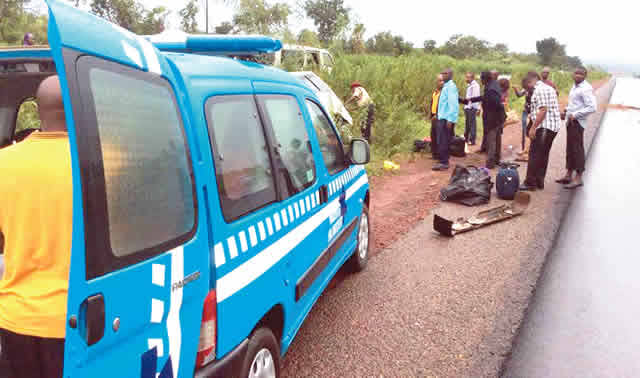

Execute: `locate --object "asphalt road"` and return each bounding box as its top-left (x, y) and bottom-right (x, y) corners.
top-left (503, 77), bottom-right (640, 377)
top-left (281, 81), bottom-right (617, 378)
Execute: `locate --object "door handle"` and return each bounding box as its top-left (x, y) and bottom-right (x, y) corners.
top-left (79, 294), bottom-right (105, 346)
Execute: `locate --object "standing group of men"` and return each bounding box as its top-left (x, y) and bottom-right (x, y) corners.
top-left (427, 66), bottom-right (597, 190)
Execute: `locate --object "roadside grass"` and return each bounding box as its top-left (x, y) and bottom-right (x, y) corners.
top-left (319, 54), bottom-right (609, 176)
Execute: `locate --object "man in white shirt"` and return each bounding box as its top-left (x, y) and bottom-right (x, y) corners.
top-left (556, 67), bottom-right (597, 189)
top-left (463, 72), bottom-right (481, 145)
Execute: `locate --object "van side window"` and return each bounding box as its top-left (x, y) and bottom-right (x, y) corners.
top-left (205, 95), bottom-right (277, 222)
top-left (76, 56), bottom-right (197, 278)
top-left (257, 95), bottom-right (315, 196)
top-left (306, 100), bottom-right (346, 175)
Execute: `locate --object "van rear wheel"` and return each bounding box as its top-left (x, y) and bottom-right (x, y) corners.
top-left (348, 204), bottom-right (370, 272)
top-left (241, 327), bottom-right (280, 378)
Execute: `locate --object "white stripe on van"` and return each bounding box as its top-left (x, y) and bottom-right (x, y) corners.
top-left (248, 226), bottom-right (258, 247)
top-left (217, 174), bottom-right (368, 303)
top-left (274, 213), bottom-right (282, 231)
top-left (214, 243), bottom-right (225, 268)
top-left (258, 222), bottom-right (266, 241)
top-left (137, 36), bottom-right (162, 74)
top-left (227, 236), bottom-right (239, 259)
top-left (266, 218), bottom-right (274, 236)
top-left (167, 246), bottom-right (184, 378)
top-left (238, 231), bottom-right (248, 253)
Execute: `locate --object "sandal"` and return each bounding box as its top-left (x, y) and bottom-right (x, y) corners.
top-left (564, 182), bottom-right (584, 189)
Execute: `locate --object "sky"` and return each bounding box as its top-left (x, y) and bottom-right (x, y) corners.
top-left (32, 0), bottom-right (640, 72)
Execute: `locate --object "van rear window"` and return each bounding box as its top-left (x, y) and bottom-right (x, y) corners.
top-left (75, 55), bottom-right (197, 279)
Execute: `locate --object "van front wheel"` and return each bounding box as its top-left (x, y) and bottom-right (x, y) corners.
top-left (348, 204), bottom-right (370, 272)
top-left (241, 327), bottom-right (280, 378)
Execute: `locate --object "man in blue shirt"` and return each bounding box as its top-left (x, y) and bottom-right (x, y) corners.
top-left (433, 68), bottom-right (459, 171)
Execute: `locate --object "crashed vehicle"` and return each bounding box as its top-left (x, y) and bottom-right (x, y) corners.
top-left (290, 71), bottom-right (353, 127)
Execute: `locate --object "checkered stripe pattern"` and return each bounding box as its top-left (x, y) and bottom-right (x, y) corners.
top-left (531, 81), bottom-right (562, 133)
top-left (213, 165), bottom-right (366, 268)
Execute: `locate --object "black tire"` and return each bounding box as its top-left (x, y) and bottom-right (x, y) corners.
top-left (348, 204), bottom-right (370, 273)
top-left (240, 327), bottom-right (281, 378)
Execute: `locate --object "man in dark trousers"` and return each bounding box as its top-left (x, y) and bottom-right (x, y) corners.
top-left (463, 71), bottom-right (505, 168)
top-left (432, 68), bottom-right (459, 171)
top-left (520, 71), bottom-right (562, 191)
top-left (426, 73), bottom-right (445, 160)
top-left (556, 67), bottom-right (597, 189)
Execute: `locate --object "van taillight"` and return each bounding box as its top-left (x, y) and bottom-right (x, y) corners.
top-left (196, 290), bottom-right (217, 368)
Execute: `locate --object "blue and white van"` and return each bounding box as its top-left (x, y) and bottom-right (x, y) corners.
top-left (0, 1), bottom-right (371, 377)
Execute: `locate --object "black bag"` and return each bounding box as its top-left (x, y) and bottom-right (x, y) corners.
top-left (413, 139), bottom-right (431, 153)
top-left (449, 136), bottom-right (466, 157)
top-left (440, 165), bottom-right (493, 206)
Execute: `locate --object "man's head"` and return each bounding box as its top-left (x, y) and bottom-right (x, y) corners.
top-left (441, 68), bottom-right (453, 82)
top-left (573, 67), bottom-right (587, 84)
top-left (499, 78), bottom-right (510, 92)
top-left (23, 33), bottom-right (34, 46)
top-left (465, 72), bottom-right (475, 84)
top-left (36, 75), bottom-right (67, 132)
top-left (541, 66), bottom-right (551, 80)
top-left (525, 71), bottom-right (541, 91)
top-left (436, 73), bottom-right (445, 90)
top-left (480, 71), bottom-right (492, 85)
top-left (490, 70), bottom-right (499, 81)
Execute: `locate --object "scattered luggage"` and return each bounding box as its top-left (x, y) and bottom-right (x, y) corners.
top-left (449, 135), bottom-right (466, 157)
top-left (440, 165), bottom-right (493, 206)
top-left (496, 162), bottom-right (520, 200)
top-left (434, 192), bottom-right (531, 237)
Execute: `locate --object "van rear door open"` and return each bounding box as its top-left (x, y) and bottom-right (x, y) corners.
top-left (43, 1), bottom-right (210, 377)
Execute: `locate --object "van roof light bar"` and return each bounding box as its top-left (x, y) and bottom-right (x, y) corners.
top-left (146, 31), bottom-right (283, 56)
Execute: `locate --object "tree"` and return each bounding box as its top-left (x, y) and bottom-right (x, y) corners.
top-left (349, 23), bottom-right (366, 54)
top-left (566, 56), bottom-right (583, 69)
top-left (366, 31), bottom-right (412, 56)
top-left (233, 0), bottom-right (290, 35)
top-left (0, 1), bottom-right (49, 45)
top-left (303, 0), bottom-right (350, 44)
top-left (423, 39), bottom-right (436, 53)
top-left (215, 21), bottom-right (235, 34)
top-left (536, 37), bottom-right (566, 66)
top-left (179, 0), bottom-right (199, 33)
top-left (297, 28), bottom-right (320, 46)
top-left (494, 43), bottom-right (509, 55)
top-left (90, 0), bottom-right (144, 32)
top-left (90, 0), bottom-right (167, 34)
top-left (440, 34), bottom-right (489, 59)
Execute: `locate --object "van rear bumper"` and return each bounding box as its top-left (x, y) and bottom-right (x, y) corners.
top-left (194, 338), bottom-right (248, 378)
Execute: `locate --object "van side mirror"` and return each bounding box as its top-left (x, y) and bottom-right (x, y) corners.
top-left (349, 138), bottom-right (370, 165)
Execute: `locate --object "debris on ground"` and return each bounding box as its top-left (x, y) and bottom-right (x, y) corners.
top-left (434, 192), bottom-right (531, 236)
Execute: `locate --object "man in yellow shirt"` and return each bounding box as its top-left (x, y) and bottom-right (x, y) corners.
top-left (0, 75), bottom-right (72, 378)
top-left (425, 74), bottom-right (445, 160)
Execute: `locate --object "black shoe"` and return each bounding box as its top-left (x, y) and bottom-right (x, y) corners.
top-left (432, 163), bottom-right (450, 171)
top-left (519, 184), bottom-right (537, 191)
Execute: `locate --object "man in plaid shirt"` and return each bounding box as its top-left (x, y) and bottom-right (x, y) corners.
top-left (520, 71), bottom-right (562, 191)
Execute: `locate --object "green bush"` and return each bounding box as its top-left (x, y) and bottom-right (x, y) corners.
top-left (318, 54), bottom-right (608, 161)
